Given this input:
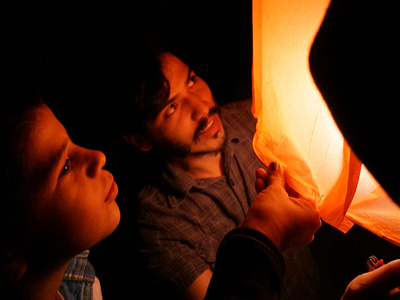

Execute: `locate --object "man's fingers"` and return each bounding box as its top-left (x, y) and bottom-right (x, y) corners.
top-left (255, 168), bottom-right (268, 180)
top-left (255, 163), bottom-right (285, 193)
top-left (255, 168), bottom-right (268, 193)
top-left (255, 178), bottom-right (266, 194)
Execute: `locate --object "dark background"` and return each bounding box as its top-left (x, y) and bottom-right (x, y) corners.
top-left (4, 1), bottom-right (253, 103)
top-left (4, 1), bottom-right (399, 299)
top-left (4, 0), bottom-right (253, 150)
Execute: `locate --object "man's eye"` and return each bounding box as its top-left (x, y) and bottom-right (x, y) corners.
top-left (59, 159), bottom-right (70, 178)
top-left (188, 73), bottom-right (197, 88)
top-left (165, 103), bottom-right (177, 116)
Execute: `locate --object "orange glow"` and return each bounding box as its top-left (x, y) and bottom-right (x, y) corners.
top-left (252, 0), bottom-right (400, 245)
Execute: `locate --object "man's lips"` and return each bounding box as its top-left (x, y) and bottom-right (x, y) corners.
top-left (196, 114), bottom-right (220, 139)
top-left (199, 118), bottom-right (214, 133)
top-left (194, 106), bottom-right (221, 141)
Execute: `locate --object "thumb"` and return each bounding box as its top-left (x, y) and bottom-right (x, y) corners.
top-left (266, 162), bottom-right (285, 189)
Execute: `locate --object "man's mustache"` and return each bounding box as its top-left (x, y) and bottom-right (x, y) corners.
top-left (193, 106), bottom-right (221, 141)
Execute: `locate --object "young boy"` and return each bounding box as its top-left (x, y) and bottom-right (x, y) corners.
top-left (0, 94), bottom-right (121, 299)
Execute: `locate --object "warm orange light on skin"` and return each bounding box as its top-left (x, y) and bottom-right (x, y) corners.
top-left (22, 105), bottom-right (120, 258)
top-left (252, 0), bottom-right (400, 246)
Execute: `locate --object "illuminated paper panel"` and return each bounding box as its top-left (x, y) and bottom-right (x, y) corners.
top-left (252, 0), bottom-right (400, 245)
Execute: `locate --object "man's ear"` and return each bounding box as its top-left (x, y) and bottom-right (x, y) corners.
top-left (123, 134), bottom-right (153, 152)
top-left (0, 251), bottom-right (27, 287)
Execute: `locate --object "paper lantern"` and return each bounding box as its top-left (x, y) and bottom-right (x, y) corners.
top-left (252, 0), bottom-right (400, 245)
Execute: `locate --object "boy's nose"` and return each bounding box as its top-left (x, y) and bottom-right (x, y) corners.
top-left (86, 149), bottom-right (106, 177)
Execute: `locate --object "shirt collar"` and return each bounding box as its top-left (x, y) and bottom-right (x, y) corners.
top-left (161, 126), bottom-right (241, 207)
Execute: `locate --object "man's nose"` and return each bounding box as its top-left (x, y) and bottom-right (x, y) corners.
top-left (187, 96), bottom-right (210, 121)
top-left (85, 149), bottom-right (106, 178)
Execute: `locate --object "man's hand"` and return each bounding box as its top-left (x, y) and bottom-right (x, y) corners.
top-left (341, 259), bottom-right (400, 299)
top-left (240, 162), bottom-right (321, 251)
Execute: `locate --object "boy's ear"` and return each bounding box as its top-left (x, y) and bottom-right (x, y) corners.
top-left (0, 251), bottom-right (27, 287)
top-left (123, 134), bottom-right (153, 152)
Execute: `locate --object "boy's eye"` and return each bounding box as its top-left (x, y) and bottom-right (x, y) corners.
top-left (59, 159), bottom-right (70, 178)
top-left (165, 103), bottom-right (177, 116)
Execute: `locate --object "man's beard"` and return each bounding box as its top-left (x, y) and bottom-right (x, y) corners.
top-left (157, 106), bottom-right (225, 158)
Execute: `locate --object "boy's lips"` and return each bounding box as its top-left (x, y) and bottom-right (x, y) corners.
top-left (105, 179), bottom-right (118, 202)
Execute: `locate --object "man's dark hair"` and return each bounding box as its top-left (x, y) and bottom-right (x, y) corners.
top-left (117, 39), bottom-right (172, 137)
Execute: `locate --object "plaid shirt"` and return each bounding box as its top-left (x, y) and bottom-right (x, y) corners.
top-left (59, 250), bottom-right (97, 300)
top-left (136, 99), bottom-right (265, 293)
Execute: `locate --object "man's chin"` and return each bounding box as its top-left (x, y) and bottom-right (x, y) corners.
top-left (190, 138), bottom-right (226, 157)
top-left (161, 133), bottom-right (226, 159)
top-left (189, 148), bottom-right (222, 158)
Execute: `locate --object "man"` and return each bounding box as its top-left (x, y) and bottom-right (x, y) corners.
top-left (120, 46), bottom-right (320, 299)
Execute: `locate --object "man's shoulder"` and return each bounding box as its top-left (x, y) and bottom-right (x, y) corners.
top-left (221, 98), bottom-right (252, 113)
top-left (220, 99), bottom-right (256, 133)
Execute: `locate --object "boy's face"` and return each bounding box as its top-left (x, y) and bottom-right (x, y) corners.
top-left (145, 53), bottom-right (225, 158)
top-left (20, 105), bottom-right (120, 258)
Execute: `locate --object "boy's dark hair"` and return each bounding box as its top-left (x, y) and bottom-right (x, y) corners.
top-left (0, 84), bottom-right (44, 250)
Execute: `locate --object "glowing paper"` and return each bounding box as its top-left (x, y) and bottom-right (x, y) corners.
top-left (252, 0), bottom-right (400, 246)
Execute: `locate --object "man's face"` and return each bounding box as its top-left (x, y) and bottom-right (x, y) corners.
top-left (146, 53), bottom-right (225, 158)
top-left (21, 105), bottom-right (120, 259)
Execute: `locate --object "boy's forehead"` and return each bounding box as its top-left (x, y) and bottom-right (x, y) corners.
top-left (25, 106), bottom-right (68, 180)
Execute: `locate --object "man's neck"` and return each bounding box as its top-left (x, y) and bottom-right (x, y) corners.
top-left (169, 151), bottom-right (224, 179)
